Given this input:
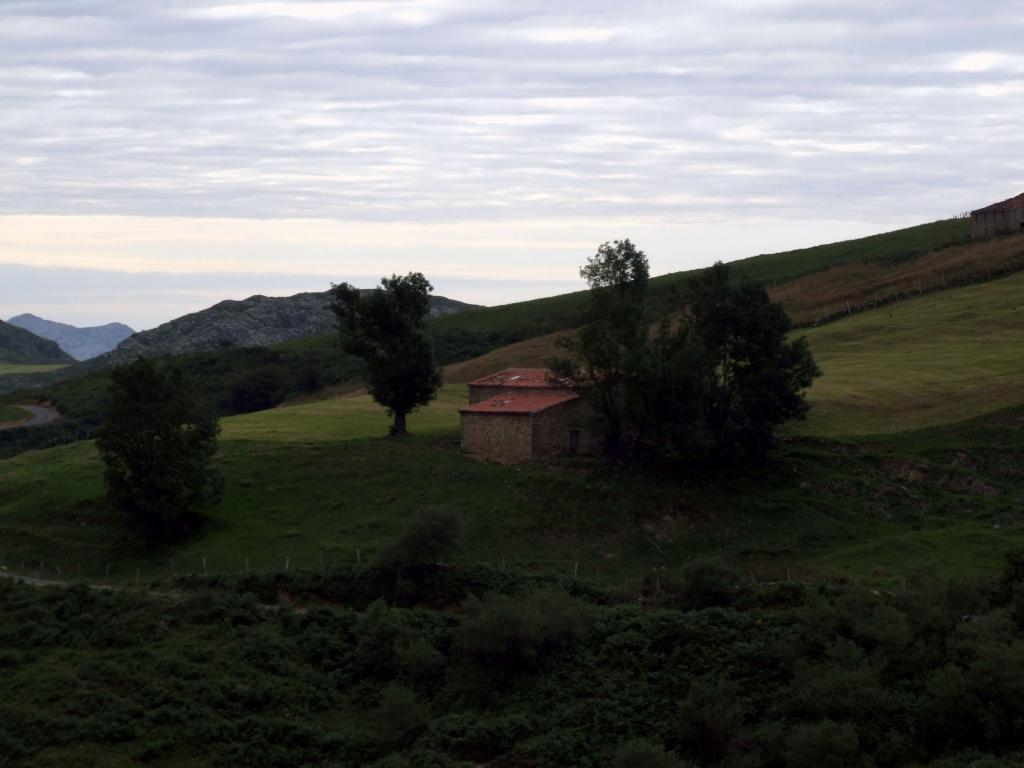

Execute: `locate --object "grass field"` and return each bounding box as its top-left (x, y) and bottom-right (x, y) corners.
top-left (1, 375), bottom-right (1022, 589)
top-left (0, 404), bottom-right (29, 423)
top-left (0, 363), bottom-right (68, 376)
top-left (798, 269), bottom-right (1024, 436)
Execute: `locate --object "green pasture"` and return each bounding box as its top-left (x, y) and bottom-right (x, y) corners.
top-left (0, 404), bottom-right (28, 423)
top-left (1, 376), bottom-right (1021, 588)
top-left (799, 269), bottom-right (1024, 436)
top-left (0, 362), bottom-right (68, 376)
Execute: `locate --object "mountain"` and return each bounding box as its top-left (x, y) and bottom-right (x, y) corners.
top-left (8, 314), bottom-right (134, 361)
top-left (0, 319), bottom-right (74, 365)
top-left (100, 291), bottom-right (478, 365)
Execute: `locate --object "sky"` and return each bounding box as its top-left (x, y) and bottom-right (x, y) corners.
top-left (1, 1), bottom-right (1023, 330)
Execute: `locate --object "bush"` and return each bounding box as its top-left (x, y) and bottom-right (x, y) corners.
top-left (452, 589), bottom-right (590, 687)
top-left (784, 720), bottom-right (859, 768)
top-left (679, 558), bottom-right (741, 609)
top-left (613, 738), bottom-right (691, 768)
top-left (371, 684), bottom-right (429, 747)
top-left (227, 368), bottom-right (288, 414)
top-left (375, 509), bottom-right (460, 571)
top-left (676, 676), bottom-right (745, 762)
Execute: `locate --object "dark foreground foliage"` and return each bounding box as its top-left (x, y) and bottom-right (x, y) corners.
top-left (3, 553), bottom-right (1024, 768)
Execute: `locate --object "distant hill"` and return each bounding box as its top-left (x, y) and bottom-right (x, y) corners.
top-left (8, 314), bottom-right (134, 361)
top-left (101, 290), bottom-right (478, 366)
top-left (0, 319), bottom-right (74, 365)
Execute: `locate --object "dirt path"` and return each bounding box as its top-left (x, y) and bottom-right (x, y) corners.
top-left (0, 404), bottom-right (60, 429)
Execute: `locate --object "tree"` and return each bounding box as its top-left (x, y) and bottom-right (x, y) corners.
top-left (552, 239), bottom-right (650, 456)
top-left (681, 262), bottom-right (821, 465)
top-left (329, 272), bottom-right (442, 436)
top-left (558, 249), bottom-right (820, 468)
top-left (95, 357), bottom-right (223, 543)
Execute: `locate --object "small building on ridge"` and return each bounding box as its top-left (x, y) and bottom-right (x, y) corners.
top-left (459, 368), bottom-right (599, 464)
top-left (971, 193), bottom-right (1024, 239)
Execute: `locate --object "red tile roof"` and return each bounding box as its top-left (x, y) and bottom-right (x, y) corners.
top-left (972, 193), bottom-right (1024, 215)
top-left (467, 368), bottom-right (565, 389)
top-left (459, 390), bottom-right (578, 416)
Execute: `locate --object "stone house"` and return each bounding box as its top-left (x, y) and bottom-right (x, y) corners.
top-left (971, 193), bottom-right (1024, 239)
top-left (459, 368), bottom-right (600, 464)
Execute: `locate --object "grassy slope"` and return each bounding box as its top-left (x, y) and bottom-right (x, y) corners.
top-left (0, 405), bottom-right (29, 423)
top-left (0, 363), bottom-right (69, 376)
top-left (798, 270), bottom-right (1024, 436)
top-left (2, 373), bottom-right (1022, 589)
top-left (428, 218), bottom-right (971, 347)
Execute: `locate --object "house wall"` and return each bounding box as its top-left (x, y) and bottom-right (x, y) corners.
top-left (972, 208), bottom-right (1024, 239)
top-left (460, 412), bottom-right (534, 464)
top-left (531, 401), bottom-right (603, 460)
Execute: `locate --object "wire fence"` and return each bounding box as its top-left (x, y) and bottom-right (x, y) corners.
top-left (0, 545), bottom-right (917, 597)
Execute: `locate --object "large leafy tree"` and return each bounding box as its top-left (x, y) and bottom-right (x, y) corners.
top-left (552, 239), bottom-right (650, 456)
top-left (559, 248), bottom-right (820, 468)
top-left (683, 262), bottom-right (821, 465)
top-left (330, 272), bottom-right (442, 436)
top-left (96, 357), bottom-right (223, 543)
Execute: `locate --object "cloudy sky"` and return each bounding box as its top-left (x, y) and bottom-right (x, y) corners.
top-left (2, 0), bottom-right (1023, 329)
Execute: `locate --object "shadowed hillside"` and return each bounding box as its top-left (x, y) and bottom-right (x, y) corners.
top-left (0, 319), bottom-right (73, 365)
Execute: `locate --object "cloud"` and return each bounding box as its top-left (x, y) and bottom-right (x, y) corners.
top-left (0, 1), bottom-right (1022, 325)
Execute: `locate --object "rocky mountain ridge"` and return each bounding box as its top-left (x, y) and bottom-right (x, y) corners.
top-left (102, 290), bottom-right (475, 365)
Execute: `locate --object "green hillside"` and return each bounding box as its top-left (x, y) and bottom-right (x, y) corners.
top-left (428, 218), bottom-right (972, 360)
top-left (0, 319), bottom-right (74, 365)
top-left (4, 267), bottom-right (1022, 589)
top-left (799, 269), bottom-right (1024, 435)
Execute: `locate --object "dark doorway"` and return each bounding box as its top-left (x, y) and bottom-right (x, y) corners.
top-left (569, 430), bottom-right (580, 455)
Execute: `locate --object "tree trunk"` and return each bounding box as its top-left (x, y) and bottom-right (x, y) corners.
top-left (391, 410), bottom-right (408, 437)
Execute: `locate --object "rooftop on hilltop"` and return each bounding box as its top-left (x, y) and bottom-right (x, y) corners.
top-left (459, 390), bottom-right (579, 416)
top-left (971, 193), bottom-right (1024, 215)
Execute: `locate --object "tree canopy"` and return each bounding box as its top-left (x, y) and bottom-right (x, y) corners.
top-left (330, 273), bottom-right (442, 436)
top-left (95, 357), bottom-right (223, 543)
top-left (556, 246), bottom-right (820, 468)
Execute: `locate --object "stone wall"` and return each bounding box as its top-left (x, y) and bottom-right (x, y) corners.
top-left (460, 412), bottom-right (534, 464)
top-left (972, 208), bottom-right (1024, 239)
top-left (531, 401), bottom-right (602, 459)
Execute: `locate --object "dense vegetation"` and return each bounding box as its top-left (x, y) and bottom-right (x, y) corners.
top-left (3, 551), bottom-right (1024, 768)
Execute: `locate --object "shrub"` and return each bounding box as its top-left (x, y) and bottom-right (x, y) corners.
top-left (613, 738), bottom-right (691, 768)
top-left (784, 720), bottom-right (859, 768)
top-left (375, 508), bottom-right (460, 571)
top-left (372, 683), bottom-right (429, 748)
top-left (396, 638), bottom-right (445, 687)
top-left (679, 558), bottom-right (741, 609)
top-left (676, 676), bottom-right (744, 762)
top-left (452, 589), bottom-right (590, 687)
top-left (227, 368), bottom-right (288, 414)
